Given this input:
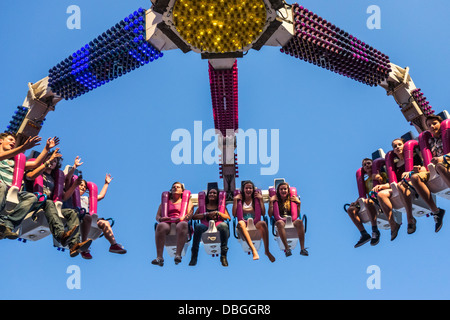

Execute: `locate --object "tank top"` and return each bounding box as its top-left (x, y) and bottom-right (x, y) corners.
top-left (167, 201), bottom-right (182, 218)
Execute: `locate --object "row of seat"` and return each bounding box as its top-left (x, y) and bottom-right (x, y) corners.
top-left (356, 117), bottom-right (450, 230)
top-left (0, 156), bottom-right (103, 249)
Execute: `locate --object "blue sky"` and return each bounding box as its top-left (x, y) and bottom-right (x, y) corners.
top-left (1, 0), bottom-right (449, 300)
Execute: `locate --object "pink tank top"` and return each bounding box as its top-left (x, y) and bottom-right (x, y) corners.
top-left (167, 201), bottom-right (182, 219)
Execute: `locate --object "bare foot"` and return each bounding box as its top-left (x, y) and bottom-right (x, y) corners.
top-left (266, 252), bottom-right (275, 263)
top-left (252, 251), bottom-right (260, 260)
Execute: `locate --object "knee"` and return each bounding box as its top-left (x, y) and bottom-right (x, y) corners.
top-left (83, 214), bottom-right (92, 224)
top-left (410, 173), bottom-right (420, 185)
top-left (275, 220), bottom-right (285, 229)
top-left (176, 221), bottom-right (188, 232)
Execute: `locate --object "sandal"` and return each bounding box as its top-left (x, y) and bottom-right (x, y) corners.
top-left (151, 257), bottom-right (164, 267)
top-left (407, 218), bottom-right (417, 235)
top-left (285, 248), bottom-right (292, 257)
top-left (300, 248), bottom-right (309, 256)
top-left (174, 256), bottom-right (182, 265)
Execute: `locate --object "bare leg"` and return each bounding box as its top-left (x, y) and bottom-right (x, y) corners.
top-left (237, 220), bottom-right (259, 260)
top-left (411, 173), bottom-right (438, 212)
top-left (256, 221), bottom-right (275, 263)
top-left (155, 222), bottom-right (170, 259)
top-left (175, 221), bottom-right (188, 257)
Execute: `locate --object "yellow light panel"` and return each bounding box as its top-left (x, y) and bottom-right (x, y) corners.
top-left (173, 0), bottom-right (267, 53)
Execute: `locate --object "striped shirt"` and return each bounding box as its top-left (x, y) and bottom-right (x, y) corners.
top-left (0, 159), bottom-right (15, 187)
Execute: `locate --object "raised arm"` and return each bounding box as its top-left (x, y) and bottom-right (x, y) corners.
top-left (98, 173), bottom-right (113, 201)
top-left (0, 135), bottom-right (41, 161)
top-left (25, 137), bottom-right (59, 170)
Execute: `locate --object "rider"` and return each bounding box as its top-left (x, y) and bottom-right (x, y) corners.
top-left (189, 185), bottom-right (231, 267)
top-left (268, 182), bottom-right (308, 256)
top-left (232, 180), bottom-right (275, 262)
top-left (346, 158), bottom-right (387, 248)
top-left (152, 182), bottom-right (193, 266)
top-left (410, 114), bottom-right (448, 232)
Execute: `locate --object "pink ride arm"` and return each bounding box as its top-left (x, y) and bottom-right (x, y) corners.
top-left (179, 190), bottom-right (191, 220)
top-left (371, 158), bottom-right (385, 187)
top-left (384, 151), bottom-right (397, 183)
top-left (356, 168), bottom-right (366, 198)
top-left (269, 187), bottom-right (283, 222)
top-left (442, 119), bottom-right (450, 154)
top-left (404, 140), bottom-right (419, 172)
top-left (253, 189), bottom-right (262, 224)
top-left (234, 189), bottom-right (244, 222)
top-left (290, 187), bottom-right (299, 221)
top-left (86, 182), bottom-right (98, 215)
top-left (419, 131), bottom-right (433, 167)
top-left (12, 153), bottom-right (26, 189)
top-left (53, 170), bottom-right (65, 202)
top-left (161, 191), bottom-right (169, 218)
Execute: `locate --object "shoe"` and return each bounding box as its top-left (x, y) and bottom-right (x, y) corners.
top-left (60, 225), bottom-right (79, 247)
top-left (407, 218), bottom-right (417, 234)
top-left (0, 225), bottom-right (18, 240)
top-left (354, 233), bottom-right (371, 248)
top-left (300, 248), bottom-right (309, 256)
top-left (70, 239), bottom-right (93, 258)
top-left (390, 223), bottom-right (401, 241)
top-left (220, 255), bottom-right (229, 267)
top-left (81, 251), bottom-right (93, 259)
top-left (109, 243), bottom-right (127, 254)
top-left (434, 208), bottom-right (445, 233)
top-left (188, 255), bottom-right (197, 266)
top-left (174, 256), bottom-right (182, 265)
top-left (285, 248), bottom-right (292, 257)
top-left (151, 257), bottom-right (164, 267)
top-left (371, 230), bottom-right (380, 246)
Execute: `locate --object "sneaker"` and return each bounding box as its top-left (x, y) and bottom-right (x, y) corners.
top-left (371, 230), bottom-right (380, 246)
top-left (60, 225), bottom-right (79, 247)
top-left (0, 225), bottom-right (18, 240)
top-left (81, 251), bottom-right (93, 259)
top-left (354, 233), bottom-right (371, 248)
top-left (70, 239), bottom-right (93, 258)
top-left (434, 209), bottom-right (445, 233)
top-left (109, 243), bottom-right (127, 254)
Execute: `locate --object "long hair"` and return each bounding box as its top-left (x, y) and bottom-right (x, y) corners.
top-left (205, 188), bottom-right (218, 206)
top-left (240, 180), bottom-right (256, 210)
top-left (276, 182), bottom-right (291, 214)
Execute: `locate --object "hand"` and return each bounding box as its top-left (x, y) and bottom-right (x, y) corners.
top-left (105, 173), bottom-right (113, 184)
top-left (22, 135), bottom-right (42, 150)
top-left (254, 192), bottom-right (263, 200)
top-left (49, 148), bottom-right (62, 161)
top-left (73, 156), bottom-right (83, 169)
top-left (431, 156), bottom-right (443, 165)
top-left (401, 171), bottom-right (410, 180)
top-left (269, 195), bottom-right (278, 202)
top-left (291, 195), bottom-right (301, 204)
top-left (46, 136), bottom-right (60, 150)
top-left (234, 194), bottom-right (242, 201)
